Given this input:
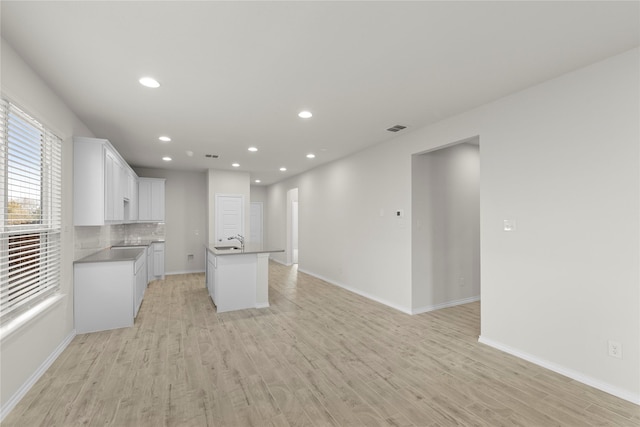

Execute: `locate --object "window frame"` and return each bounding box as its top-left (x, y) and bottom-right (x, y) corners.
top-left (0, 99), bottom-right (62, 324)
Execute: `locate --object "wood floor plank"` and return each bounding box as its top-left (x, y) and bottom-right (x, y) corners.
top-left (3, 263), bottom-right (639, 426)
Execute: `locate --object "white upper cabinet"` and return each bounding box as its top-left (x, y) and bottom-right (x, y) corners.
top-left (104, 149), bottom-right (124, 221)
top-left (73, 137), bottom-right (138, 226)
top-left (125, 170), bottom-right (138, 222)
top-left (138, 178), bottom-right (165, 222)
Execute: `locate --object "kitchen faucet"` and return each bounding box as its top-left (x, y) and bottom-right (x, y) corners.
top-left (228, 234), bottom-right (245, 250)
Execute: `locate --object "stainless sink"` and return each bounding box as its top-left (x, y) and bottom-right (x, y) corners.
top-left (214, 246), bottom-right (240, 250)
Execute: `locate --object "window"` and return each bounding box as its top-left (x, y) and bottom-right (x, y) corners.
top-left (0, 100), bottom-right (62, 323)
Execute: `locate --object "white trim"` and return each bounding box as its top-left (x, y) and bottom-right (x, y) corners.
top-left (0, 293), bottom-right (65, 343)
top-left (255, 302), bottom-right (270, 309)
top-left (411, 295), bottom-right (480, 315)
top-left (269, 257), bottom-right (289, 266)
top-left (297, 267), bottom-right (412, 315)
top-left (478, 335), bottom-right (640, 405)
top-left (0, 329), bottom-right (76, 421)
top-left (165, 269), bottom-right (205, 276)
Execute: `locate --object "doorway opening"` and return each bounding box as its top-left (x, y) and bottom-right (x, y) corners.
top-left (286, 188), bottom-right (299, 265)
top-left (411, 136), bottom-right (480, 315)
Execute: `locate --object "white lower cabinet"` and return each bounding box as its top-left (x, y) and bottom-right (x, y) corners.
top-left (74, 251), bottom-right (146, 333)
top-left (134, 252), bottom-right (147, 317)
top-left (206, 250), bottom-right (217, 304)
top-left (147, 245), bottom-right (153, 283)
top-left (153, 242), bottom-right (165, 279)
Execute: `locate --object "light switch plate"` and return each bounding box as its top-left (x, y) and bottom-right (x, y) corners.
top-left (503, 219), bottom-right (516, 231)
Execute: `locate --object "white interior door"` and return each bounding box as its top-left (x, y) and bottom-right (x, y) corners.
top-left (250, 202), bottom-right (263, 244)
top-left (215, 194), bottom-right (244, 244)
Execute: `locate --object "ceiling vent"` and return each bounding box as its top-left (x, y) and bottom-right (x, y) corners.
top-left (205, 154), bottom-right (219, 158)
top-left (386, 125), bottom-right (407, 132)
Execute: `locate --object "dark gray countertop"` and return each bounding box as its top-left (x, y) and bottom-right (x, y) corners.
top-left (205, 243), bottom-right (284, 256)
top-left (74, 247), bottom-right (145, 264)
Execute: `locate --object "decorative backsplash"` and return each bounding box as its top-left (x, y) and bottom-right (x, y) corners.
top-left (74, 222), bottom-right (165, 260)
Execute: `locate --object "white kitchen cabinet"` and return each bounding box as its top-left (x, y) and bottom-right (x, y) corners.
top-left (147, 244), bottom-right (153, 284)
top-left (152, 242), bottom-right (165, 279)
top-left (74, 248), bottom-right (146, 333)
top-left (105, 150), bottom-right (124, 221)
top-left (138, 178), bottom-right (165, 222)
top-left (206, 250), bottom-right (217, 304)
top-left (134, 250), bottom-right (147, 316)
top-left (73, 137), bottom-right (138, 226)
top-left (124, 170), bottom-right (138, 222)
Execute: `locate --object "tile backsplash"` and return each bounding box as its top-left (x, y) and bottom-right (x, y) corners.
top-left (74, 222), bottom-right (165, 260)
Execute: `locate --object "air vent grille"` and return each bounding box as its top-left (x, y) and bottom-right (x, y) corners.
top-left (386, 125), bottom-right (407, 132)
top-left (205, 154), bottom-right (219, 158)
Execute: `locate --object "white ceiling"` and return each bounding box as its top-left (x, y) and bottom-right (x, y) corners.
top-left (2, 1), bottom-right (638, 185)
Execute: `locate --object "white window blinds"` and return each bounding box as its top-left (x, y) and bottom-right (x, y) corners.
top-left (0, 99), bottom-right (62, 322)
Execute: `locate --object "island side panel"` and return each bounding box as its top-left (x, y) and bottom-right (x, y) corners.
top-left (255, 253), bottom-right (270, 308)
top-left (216, 254), bottom-right (257, 313)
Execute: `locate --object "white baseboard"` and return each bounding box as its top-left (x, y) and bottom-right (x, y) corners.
top-left (255, 302), bottom-right (270, 309)
top-left (412, 295), bottom-right (480, 315)
top-left (297, 267), bottom-right (413, 314)
top-left (0, 329), bottom-right (77, 422)
top-left (165, 269), bottom-right (205, 276)
top-left (478, 335), bottom-right (640, 405)
top-left (269, 257), bottom-right (290, 266)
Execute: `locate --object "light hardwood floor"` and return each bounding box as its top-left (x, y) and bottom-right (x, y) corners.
top-left (4, 262), bottom-right (639, 426)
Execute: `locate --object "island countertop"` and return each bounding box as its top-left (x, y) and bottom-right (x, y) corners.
top-left (205, 243), bottom-right (284, 256)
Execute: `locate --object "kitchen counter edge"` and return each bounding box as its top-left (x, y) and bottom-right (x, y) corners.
top-left (74, 247), bottom-right (145, 264)
top-left (205, 243), bottom-right (284, 256)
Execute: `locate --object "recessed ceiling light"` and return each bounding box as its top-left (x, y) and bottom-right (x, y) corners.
top-left (159, 136), bottom-right (171, 142)
top-left (248, 147), bottom-right (258, 152)
top-left (306, 153), bottom-right (316, 159)
top-left (232, 163), bottom-right (240, 167)
top-left (162, 156), bottom-right (172, 162)
top-left (298, 111), bottom-right (312, 119)
top-left (255, 179), bottom-right (261, 183)
top-left (185, 150), bottom-right (194, 157)
top-left (139, 77), bottom-right (160, 88)
top-left (279, 167), bottom-right (287, 172)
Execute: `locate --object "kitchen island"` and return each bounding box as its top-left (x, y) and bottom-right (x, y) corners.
top-left (205, 243), bottom-right (284, 313)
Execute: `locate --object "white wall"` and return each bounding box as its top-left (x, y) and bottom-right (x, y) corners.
top-left (265, 48), bottom-right (640, 402)
top-left (267, 143), bottom-right (413, 312)
top-left (134, 167), bottom-right (206, 274)
top-left (0, 38), bottom-right (94, 412)
top-left (412, 142), bottom-right (480, 312)
top-left (250, 185), bottom-right (267, 243)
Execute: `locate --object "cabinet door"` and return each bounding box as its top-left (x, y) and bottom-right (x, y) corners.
top-left (146, 246), bottom-right (153, 284)
top-left (126, 172), bottom-right (138, 222)
top-left (104, 150), bottom-right (115, 221)
top-left (138, 179), bottom-right (152, 221)
top-left (153, 243), bottom-right (165, 278)
top-left (105, 150), bottom-right (124, 222)
top-left (73, 139), bottom-right (106, 225)
top-left (134, 259), bottom-right (146, 318)
top-left (151, 180), bottom-right (165, 221)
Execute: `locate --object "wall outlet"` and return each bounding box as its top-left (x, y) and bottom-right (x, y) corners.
top-left (459, 276), bottom-right (466, 287)
top-left (608, 340), bottom-right (622, 359)
top-left (187, 254), bottom-right (194, 262)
